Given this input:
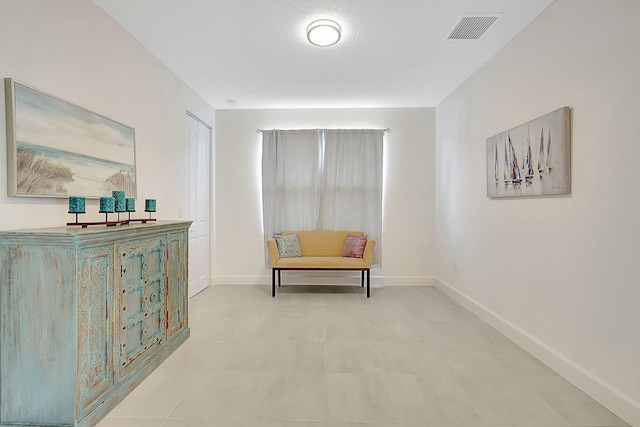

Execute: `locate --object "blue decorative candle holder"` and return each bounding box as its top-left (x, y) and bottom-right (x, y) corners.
top-left (144, 199), bottom-right (156, 212)
top-left (126, 198), bottom-right (135, 220)
top-left (99, 197), bottom-right (115, 213)
top-left (68, 196), bottom-right (86, 213)
top-left (145, 199), bottom-right (156, 220)
top-left (100, 197), bottom-right (115, 224)
top-left (68, 196), bottom-right (86, 224)
top-left (112, 191), bottom-right (126, 219)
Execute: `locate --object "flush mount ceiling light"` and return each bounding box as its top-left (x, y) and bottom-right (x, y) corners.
top-left (306, 19), bottom-right (341, 47)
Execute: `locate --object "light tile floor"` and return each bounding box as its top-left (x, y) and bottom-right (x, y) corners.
top-left (98, 285), bottom-right (630, 427)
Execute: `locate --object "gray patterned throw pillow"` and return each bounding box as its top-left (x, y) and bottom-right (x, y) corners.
top-left (275, 234), bottom-right (302, 258)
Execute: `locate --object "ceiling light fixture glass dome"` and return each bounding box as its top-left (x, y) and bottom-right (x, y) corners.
top-left (306, 19), bottom-right (341, 47)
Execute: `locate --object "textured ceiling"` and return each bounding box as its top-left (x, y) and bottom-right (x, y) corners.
top-left (93, 0), bottom-right (554, 109)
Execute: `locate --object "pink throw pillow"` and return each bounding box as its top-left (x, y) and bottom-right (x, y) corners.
top-left (342, 235), bottom-right (368, 258)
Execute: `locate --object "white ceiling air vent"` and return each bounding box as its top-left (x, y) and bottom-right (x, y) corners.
top-left (446, 14), bottom-right (500, 40)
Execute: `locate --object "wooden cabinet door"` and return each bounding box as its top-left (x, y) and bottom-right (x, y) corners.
top-left (166, 231), bottom-right (188, 339)
top-left (77, 245), bottom-right (114, 416)
top-left (115, 237), bottom-right (167, 377)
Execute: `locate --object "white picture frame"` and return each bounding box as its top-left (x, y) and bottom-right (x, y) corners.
top-left (486, 106), bottom-right (571, 198)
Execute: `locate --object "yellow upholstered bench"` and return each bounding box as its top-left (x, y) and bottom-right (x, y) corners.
top-left (267, 230), bottom-right (376, 298)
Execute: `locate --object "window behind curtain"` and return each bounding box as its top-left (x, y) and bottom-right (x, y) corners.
top-left (262, 129), bottom-right (383, 266)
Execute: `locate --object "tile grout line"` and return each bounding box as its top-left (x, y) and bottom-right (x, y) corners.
top-left (159, 367), bottom-right (207, 426)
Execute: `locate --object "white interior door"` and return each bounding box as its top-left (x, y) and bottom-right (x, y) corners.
top-left (187, 113), bottom-right (211, 297)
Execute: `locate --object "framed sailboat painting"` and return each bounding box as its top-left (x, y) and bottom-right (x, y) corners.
top-left (486, 106), bottom-right (571, 198)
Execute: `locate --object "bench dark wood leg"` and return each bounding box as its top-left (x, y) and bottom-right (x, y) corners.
top-left (361, 270), bottom-right (365, 287)
top-left (278, 269), bottom-right (281, 287)
top-left (272, 269), bottom-right (276, 297)
top-left (366, 269), bottom-right (371, 298)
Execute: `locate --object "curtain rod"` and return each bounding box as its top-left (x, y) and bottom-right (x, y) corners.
top-left (256, 128), bottom-right (390, 133)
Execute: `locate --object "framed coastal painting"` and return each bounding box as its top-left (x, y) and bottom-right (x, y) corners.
top-left (4, 78), bottom-right (137, 198)
top-left (486, 106), bottom-right (571, 198)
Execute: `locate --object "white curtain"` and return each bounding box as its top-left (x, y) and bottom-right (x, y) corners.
top-left (262, 130), bottom-right (322, 235)
top-left (320, 129), bottom-right (383, 264)
top-left (262, 129), bottom-right (383, 266)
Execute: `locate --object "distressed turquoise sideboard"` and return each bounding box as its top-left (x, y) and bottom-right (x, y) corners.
top-left (0, 220), bottom-right (192, 426)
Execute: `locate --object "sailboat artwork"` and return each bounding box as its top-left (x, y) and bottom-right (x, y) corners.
top-left (503, 138), bottom-right (511, 187)
top-left (538, 127), bottom-right (546, 177)
top-left (524, 127), bottom-right (534, 187)
top-left (486, 106), bottom-right (571, 198)
top-left (508, 134), bottom-right (522, 188)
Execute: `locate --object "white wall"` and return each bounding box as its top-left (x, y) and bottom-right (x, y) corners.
top-left (0, 0), bottom-right (213, 231)
top-left (435, 0), bottom-right (640, 424)
top-left (215, 108), bottom-right (435, 286)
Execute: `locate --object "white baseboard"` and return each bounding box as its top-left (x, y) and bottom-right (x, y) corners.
top-left (435, 277), bottom-right (640, 427)
top-left (212, 275), bottom-right (267, 286)
top-left (375, 276), bottom-right (435, 287)
top-left (212, 274), bottom-right (435, 287)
